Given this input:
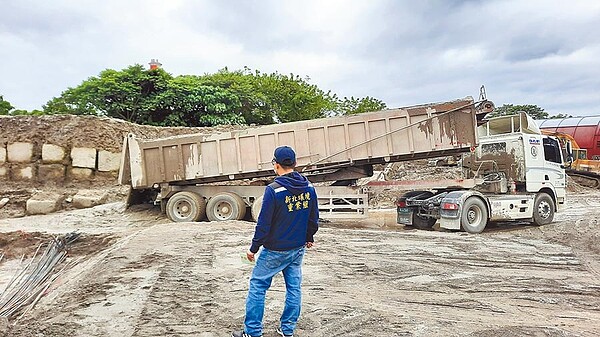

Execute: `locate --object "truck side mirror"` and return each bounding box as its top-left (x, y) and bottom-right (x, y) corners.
top-left (565, 141), bottom-right (574, 168)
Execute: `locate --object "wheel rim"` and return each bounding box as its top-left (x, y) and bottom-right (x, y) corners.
top-left (538, 200), bottom-right (551, 219)
top-left (467, 206), bottom-right (482, 225)
top-left (174, 199), bottom-right (194, 220)
top-left (215, 201), bottom-right (234, 220)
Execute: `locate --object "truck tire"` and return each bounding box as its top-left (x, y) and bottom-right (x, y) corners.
top-left (206, 192), bottom-right (247, 221)
top-left (461, 197), bottom-right (488, 234)
top-left (402, 191), bottom-right (436, 230)
top-left (251, 196), bottom-right (263, 222)
top-left (166, 191), bottom-right (206, 222)
top-left (533, 192), bottom-right (554, 226)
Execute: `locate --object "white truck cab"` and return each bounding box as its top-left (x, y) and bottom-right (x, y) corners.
top-left (397, 113), bottom-right (568, 233)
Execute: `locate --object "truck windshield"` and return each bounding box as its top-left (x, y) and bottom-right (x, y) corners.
top-left (543, 138), bottom-right (562, 164)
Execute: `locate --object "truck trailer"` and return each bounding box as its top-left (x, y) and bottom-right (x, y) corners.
top-left (396, 112), bottom-right (568, 233)
top-left (119, 94), bottom-right (493, 223)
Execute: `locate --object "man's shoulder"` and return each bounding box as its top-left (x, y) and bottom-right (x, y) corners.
top-left (267, 181), bottom-right (291, 196)
top-left (267, 181), bottom-right (285, 192)
top-left (267, 181), bottom-right (282, 189)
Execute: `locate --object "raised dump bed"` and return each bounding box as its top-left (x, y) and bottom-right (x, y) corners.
top-left (118, 96), bottom-right (493, 222)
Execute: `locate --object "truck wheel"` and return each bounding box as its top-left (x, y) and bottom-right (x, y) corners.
top-left (533, 192), bottom-right (554, 226)
top-left (251, 196), bottom-right (263, 222)
top-left (206, 192), bottom-right (247, 221)
top-left (461, 197), bottom-right (488, 234)
top-left (166, 191), bottom-right (206, 222)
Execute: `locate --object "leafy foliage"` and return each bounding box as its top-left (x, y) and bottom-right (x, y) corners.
top-left (0, 96), bottom-right (44, 115)
top-left (44, 65), bottom-right (173, 123)
top-left (154, 75), bottom-right (243, 127)
top-left (197, 68), bottom-right (340, 124)
top-left (488, 104), bottom-right (573, 120)
top-left (488, 104), bottom-right (549, 119)
top-left (255, 71), bottom-right (339, 123)
top-left (549, 113), bottom-right (573, 119)
top-left (335, 96), bottom-right (387, 115)
top-left (0, 95), bottom-right (14, 115)
top-left (194, 68), bottom-right (273, 125)
top-left (43, 65), bottom-right (386, 127)
top-left (7, 109), bottom-right (45, 116)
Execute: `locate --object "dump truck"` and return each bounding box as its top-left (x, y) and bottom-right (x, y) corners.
top-left (119, 94), bottom-right (494, 223)
top-left (396, 112), bottom-right (568, 233)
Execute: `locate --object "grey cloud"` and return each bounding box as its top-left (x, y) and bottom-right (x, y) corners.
top-left (0, 0), bottom-right (599, 117)
top-left (0, 2), bottom-right (91, 38)
top-left (176, 1), bottom-right (321, 53)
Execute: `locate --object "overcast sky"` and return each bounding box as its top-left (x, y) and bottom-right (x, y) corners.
top-left (1, 0), bottom-right (599, 116)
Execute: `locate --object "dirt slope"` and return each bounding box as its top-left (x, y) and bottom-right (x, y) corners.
top-left (0, 114), bottom-right (244, 151)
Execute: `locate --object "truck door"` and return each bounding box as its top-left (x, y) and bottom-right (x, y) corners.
top-left (542, 137), bottom-right (566, 205)
top-left (525, 135), bottom-right (564, 192)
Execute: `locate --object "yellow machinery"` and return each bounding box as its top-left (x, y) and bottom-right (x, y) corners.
top-left (542, 130), bottom-right (600, 188)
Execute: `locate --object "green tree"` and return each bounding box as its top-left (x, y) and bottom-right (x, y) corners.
top-left (487, 104), bottom-right (549, 119)
top-left (195, 67), bottom-right (274, 125)
top-left (44, 65), bottom-right (173, 124)
top-left (0, 95), bottom-right (14, 115)
top-left (43, 64), bottom-right (387, 126)
top-left (488, 104), bottom-right (574, 120)
top-left (197, 68), bottom-right (340, 124)
top-left (254, 71), bottom-right (339, 123)
top-left (549, 113), bottom-right (573, 119)
top-left (335, 96), bottom-right (387, 115)
top-left (154, 75), bottom-right (244, 126)
top-left (44, 66), bottom-right (245, 126)
top-left (7, 109), bottom-right (44, 116)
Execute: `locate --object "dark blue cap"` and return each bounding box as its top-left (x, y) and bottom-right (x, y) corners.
top-left (273, 146), bottom-right (296, 166)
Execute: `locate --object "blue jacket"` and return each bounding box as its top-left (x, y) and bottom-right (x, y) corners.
top-left (250, 171), bottom-right (319, 253)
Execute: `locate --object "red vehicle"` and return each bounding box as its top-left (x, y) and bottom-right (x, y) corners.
top-left (538, 116), bottom-right (600, 160)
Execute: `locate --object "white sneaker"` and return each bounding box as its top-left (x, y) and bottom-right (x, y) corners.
top-left (276, 327), bottom-right (293, 337)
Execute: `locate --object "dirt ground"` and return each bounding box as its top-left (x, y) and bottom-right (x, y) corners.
top-left (0, 189), bottom-right (599, 337)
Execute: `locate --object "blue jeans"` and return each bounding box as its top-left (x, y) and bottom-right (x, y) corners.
top-left (244, 246), bottom-right (305, 337)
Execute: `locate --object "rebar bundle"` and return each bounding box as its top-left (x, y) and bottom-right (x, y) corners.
top-left (0, 232), bottom-right (80, 320)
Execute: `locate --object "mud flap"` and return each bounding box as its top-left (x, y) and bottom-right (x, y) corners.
top-left (439, 217), bottom-right (461, 230)
top-left (126, 188), bottom-right (156, 208)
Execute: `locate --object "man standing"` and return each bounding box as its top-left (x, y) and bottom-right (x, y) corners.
top-left (232, 146), bottom-right (319, 337)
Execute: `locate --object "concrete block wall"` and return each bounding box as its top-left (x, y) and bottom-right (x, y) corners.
top-left (71, 147), bottom-right (97, 168)
top-left (7, 142), bottom-right (33, 162)
top-left (0, 147), bottom-right (6, 180)
top-left (13, 164), bottom-right (35, 181)
top-left (38, 164), bottom-right (66, 182)
top-left (0, 142), bottom-right (121, 184)
top-left (98, 150), bottom-right (121, 172)
top-left (42, 144), bottom-right (66, 163)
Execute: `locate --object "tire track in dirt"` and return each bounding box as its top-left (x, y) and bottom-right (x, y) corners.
top-left (131, 236), bottom-right (219, 336)
top-left (299, 228), bottom-right (600, 336)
